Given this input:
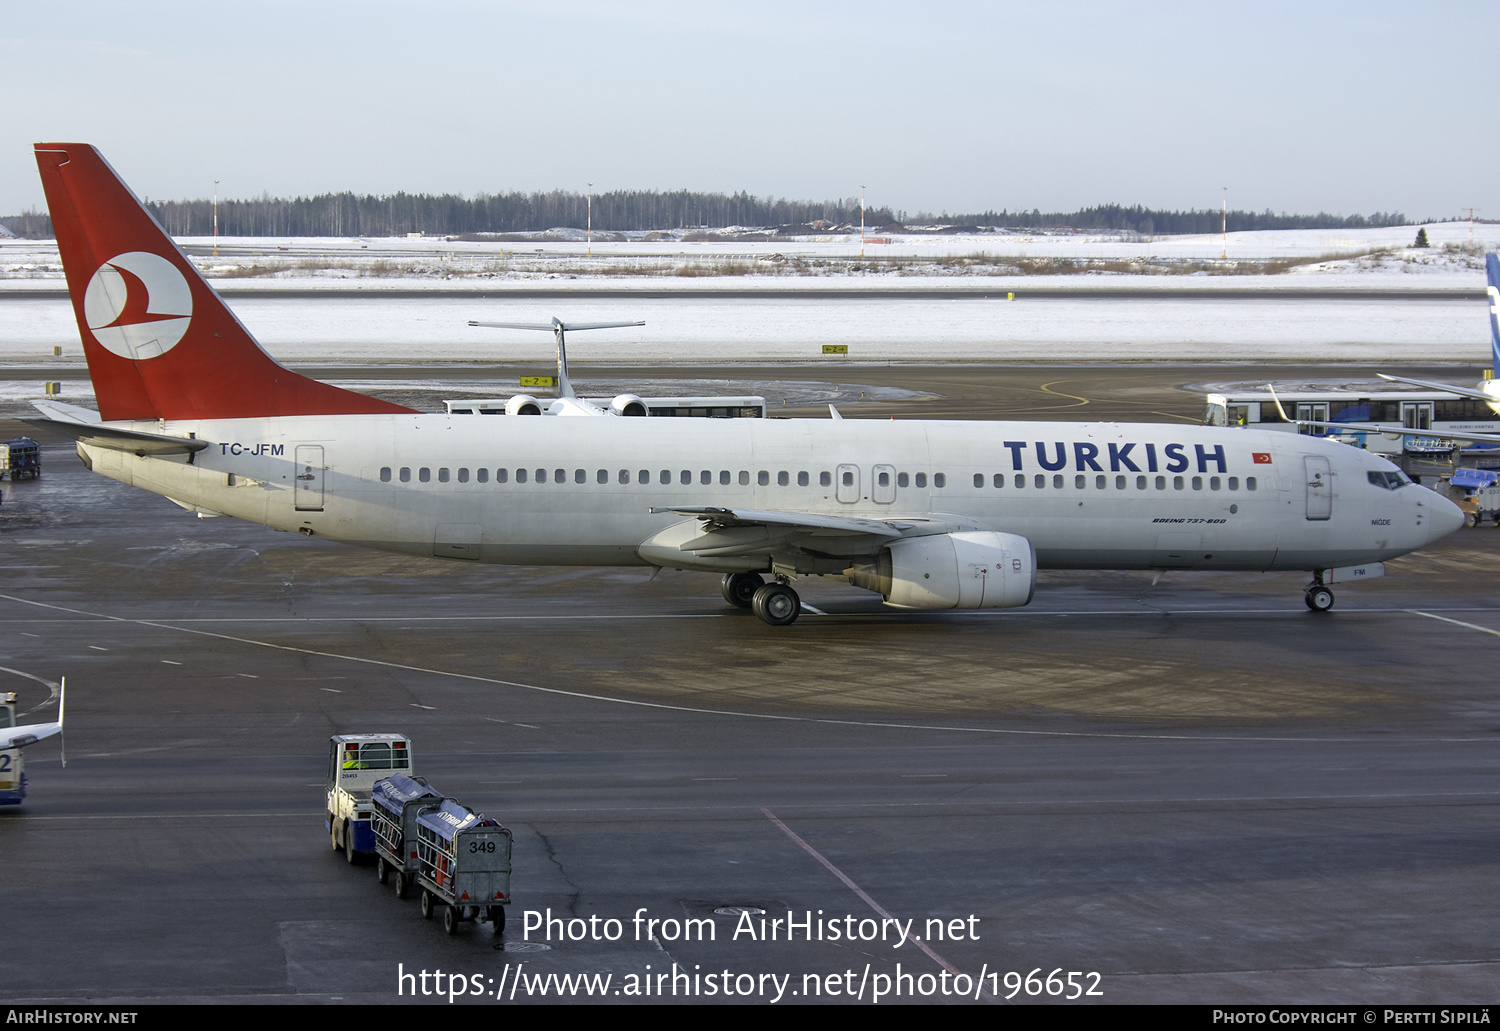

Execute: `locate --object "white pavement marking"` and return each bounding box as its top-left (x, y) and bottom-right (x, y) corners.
top-left (799, 604), bottom-right (827, 615)
top-left (1, 591), bottom-right (1494, 744)
top-left (761, 806), bottom-right (995, 1002)
top-left (1408, 609), bottom-right (1500, 639)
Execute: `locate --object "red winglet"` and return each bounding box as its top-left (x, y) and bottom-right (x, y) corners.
top-left (34, 143), bottom-right (415, 422)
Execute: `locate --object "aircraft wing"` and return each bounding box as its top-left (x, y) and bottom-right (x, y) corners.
top-left (1263, 385), bottom-right (1500, 445)
top-left (1281, 417), bottom-right (1500, 446)
top-left (644, 506), bottom-right (951, 564)
top-left (655, 506), bottom-right (913, 538)
top-left (0, 721), bottom-right (62, 750)
top-left (1376, 373), bottom-right (1500, 403)
top-left (29, 402), bottom-right (209, 456)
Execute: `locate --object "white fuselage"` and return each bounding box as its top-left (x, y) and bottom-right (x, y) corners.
top-left (78, 414), bottom-right (1456, 576)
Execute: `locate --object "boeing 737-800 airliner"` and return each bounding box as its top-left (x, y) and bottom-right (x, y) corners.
top-left (28, 144), bottom-right (1464, 624)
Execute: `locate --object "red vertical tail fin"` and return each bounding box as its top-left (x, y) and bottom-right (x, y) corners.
top-left (34, 143), bottom-right (413, 422)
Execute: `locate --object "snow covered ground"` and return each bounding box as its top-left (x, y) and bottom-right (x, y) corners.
top-left (3, 221), bottom-right (1497, 290)
top-left (0, 224), bottom-right (1494, 380)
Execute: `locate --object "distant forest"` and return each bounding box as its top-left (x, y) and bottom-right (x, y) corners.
top-left (0, 190), bottom-right (1408, 239)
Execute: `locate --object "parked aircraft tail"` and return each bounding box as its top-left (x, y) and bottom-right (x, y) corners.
top-left (1487, 252), bottom-right (1500, 379)
top-left (34, 143), bottom-right (412, 422)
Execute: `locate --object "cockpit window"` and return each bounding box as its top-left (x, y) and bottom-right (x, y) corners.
top-left (1367, 470), bottom-right (1408, 490)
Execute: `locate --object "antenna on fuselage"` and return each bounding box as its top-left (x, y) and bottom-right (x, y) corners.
top-left (467, 317), bottom-right (645, 399)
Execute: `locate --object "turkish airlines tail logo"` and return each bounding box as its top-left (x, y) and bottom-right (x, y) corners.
top-left (83, 251), bottom-right (193, 361)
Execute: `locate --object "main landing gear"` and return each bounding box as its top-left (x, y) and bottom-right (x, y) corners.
top-left (721, 573), bottom-right (801, 626)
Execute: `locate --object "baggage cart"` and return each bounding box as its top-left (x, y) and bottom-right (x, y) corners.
top-left (413, 799), bottom-right (513, 935)
top-left (370, 773), bottom-right (442, 898)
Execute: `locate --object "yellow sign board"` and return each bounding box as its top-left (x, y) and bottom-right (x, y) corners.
top-left (821, 345), bottom-right (848, 355)
top-left (519, 376), bottom-right (555, 387)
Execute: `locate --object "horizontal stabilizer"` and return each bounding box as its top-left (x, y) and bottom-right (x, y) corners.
top-left (29, 405), bottom-right (209, 455)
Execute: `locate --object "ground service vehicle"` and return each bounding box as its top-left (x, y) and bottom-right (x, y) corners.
top-left (370, 773), bottom-right (443, 897)
top-left (0, 681), bottom-right (66, 805)
top-left (0, 438), bottom-right (40, 481)
top-left (413, 799), bottom-right (513, 935)
top-left (325, 734), bottom-right (412, 862)
top-left (1451, 468), bottom-right (1500, 527)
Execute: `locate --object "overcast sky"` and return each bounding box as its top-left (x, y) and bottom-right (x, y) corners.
top-left (3, 1), bottom-right (1494, 221)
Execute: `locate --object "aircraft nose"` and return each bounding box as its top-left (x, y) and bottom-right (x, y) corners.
top-left (1425, 491), bottom-right (1466, 543)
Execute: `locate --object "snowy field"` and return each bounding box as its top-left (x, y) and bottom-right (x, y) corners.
top-left (1, 224), bottom-right (1495, 383)
top-left (3, 221), bottom-right (1498, 292)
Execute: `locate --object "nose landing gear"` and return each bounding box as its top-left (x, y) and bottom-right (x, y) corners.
top-left (1304, 582), bottom-right (1335, 612)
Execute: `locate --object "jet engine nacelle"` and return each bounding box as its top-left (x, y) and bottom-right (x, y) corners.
top-left (506, 394), bottom-right (543, 416)
top-left (850, 531), bottom-right (1036, 610)
top-left (610, 394), bottom-right (648, 417)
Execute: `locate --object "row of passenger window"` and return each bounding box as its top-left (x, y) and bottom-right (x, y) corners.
top-left (377, 467), bottom-right (893, 486)
top-left (376, 466), bottom-right (1257, 492)
top-left (971, 473), bottom-right (1258, 491)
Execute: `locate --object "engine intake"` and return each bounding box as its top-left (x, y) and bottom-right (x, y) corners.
top-left (505, 394), bottom-right (543, 416)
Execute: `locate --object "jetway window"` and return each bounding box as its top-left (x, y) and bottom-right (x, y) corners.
top-left (720, 471), bottom-right (731, 485)
top-left (419, 468), bottom-right (431, 483)
top-left (1191, 476), bottom-right (1202, 490)
top-left (399, 468), bottom-right (411, 482)
top-left (496, 468), bottom-right (509, 483)
top-left (758, 471), bottom-right (769, 486)
top-left (934, 474), bottom-right (946, 488)
top-left (778, 471), bottom-right (789, 486)
top-left (457, 468), bottom-right (469, 483)
top-left (916, 473), bottom-right (928, 488)
top-left (739, 471), bottom-right (750, 486)
top-left (380, 467), bottom-right (392, 482)
top-left (477, 469), bottom-right (489, 483)
top-left (899, 473), bottom-right (910, 488)
top-left (438, 468), bottom-right (450, 483)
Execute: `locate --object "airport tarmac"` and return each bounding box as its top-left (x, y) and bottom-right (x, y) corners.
top-left (1, 364), bottom-right (1498, 1005)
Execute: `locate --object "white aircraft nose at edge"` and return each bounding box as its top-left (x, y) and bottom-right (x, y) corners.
top-left (26, 143), bottom-right (1467, 625)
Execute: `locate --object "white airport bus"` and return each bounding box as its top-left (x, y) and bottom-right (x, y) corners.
top-left (1203, 385), bottom-right (1500, 456)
